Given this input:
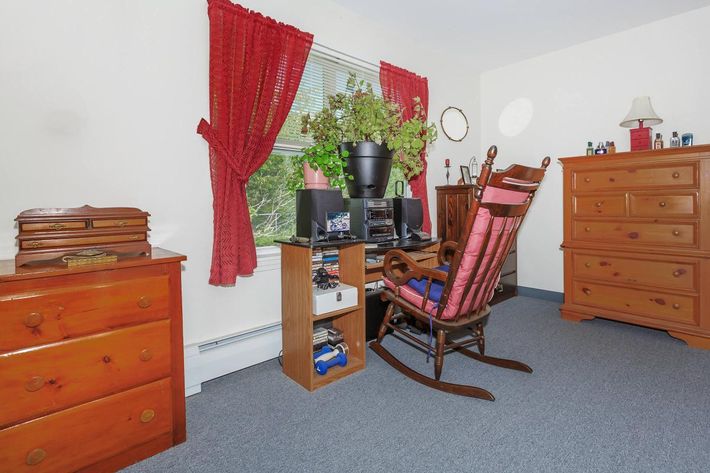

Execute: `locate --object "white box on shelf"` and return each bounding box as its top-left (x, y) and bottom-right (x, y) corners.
top-left (313, 283), bottom-right (358, 315)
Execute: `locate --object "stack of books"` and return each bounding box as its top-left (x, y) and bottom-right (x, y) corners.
top-left (321, 247), bottom-right (339, 279)
top-left (313, 327), bottom-right (328, 350)
top-left (311, 247), bottom-right (340, 287)
top-left (311, 249), bottom-right (323, 288)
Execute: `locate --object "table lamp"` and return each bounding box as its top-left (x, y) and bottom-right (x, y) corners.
top-left (619, 96), bottom-right (663, 151)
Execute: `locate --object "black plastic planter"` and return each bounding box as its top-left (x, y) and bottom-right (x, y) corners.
top-left (340, 141), bottom-right (394, 198)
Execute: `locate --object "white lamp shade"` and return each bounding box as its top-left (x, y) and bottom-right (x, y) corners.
top-left (620, 96), bottom-right (663, 128)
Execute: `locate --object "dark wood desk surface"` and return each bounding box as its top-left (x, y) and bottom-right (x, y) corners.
top-left (364, 239), bottom-right (440, 283)
top-left (364, 238), bottom-right (441, 253)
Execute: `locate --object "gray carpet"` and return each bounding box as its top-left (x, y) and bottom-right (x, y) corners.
top-left (124, 297), bottom-right (710, 473)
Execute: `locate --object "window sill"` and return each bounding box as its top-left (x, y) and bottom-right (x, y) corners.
top-left (254, 245), bottom-right (281, 273)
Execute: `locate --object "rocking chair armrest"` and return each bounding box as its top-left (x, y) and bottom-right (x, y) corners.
top-left (383, 249), bottom-right (449, 287)
top-left (437, 240), bottom-right (458, 266)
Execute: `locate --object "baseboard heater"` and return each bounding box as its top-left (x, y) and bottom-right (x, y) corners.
top-left (185, 321), bottom-right (283, 396)
top-left (197, 321), bottom-right (282, 352)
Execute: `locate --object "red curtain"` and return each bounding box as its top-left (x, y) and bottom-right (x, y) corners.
top-left (197, 0), bottom-right (313, 285)
top-left (379, 61), bottom-right (432, 234)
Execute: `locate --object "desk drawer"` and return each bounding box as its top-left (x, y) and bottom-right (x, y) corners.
top-left (572, 280), bottom-right (697, 325)
top-left (0, 378), bottom-right (172, 473)
top-left (573, 163), bottom-right (697, 191)
top-left (572, 252), bottom-right (697, 291)
top-left (0, 320), bottom-right (171, 428)
top-left (572, 220), bottom-right (696, 247)
top-left (0, 274), bottom-right (169, 352)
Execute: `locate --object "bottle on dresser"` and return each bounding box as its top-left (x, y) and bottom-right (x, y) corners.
top-left (670, 131), bottom-right (681, 148)
top-left (594, 141), bottom-right (607, 155)
top-left (654, 133), bottom-right (664, 149)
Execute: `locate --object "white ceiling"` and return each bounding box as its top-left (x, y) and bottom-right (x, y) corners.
top-left (331, 0), bottom-right (710, 71)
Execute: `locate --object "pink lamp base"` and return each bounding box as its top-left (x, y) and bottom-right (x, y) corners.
top-left (630, 126), bottom-right (652, 151)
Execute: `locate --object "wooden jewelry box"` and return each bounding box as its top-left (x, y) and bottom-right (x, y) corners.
top-left (15, 205), bottom-right (151, 267)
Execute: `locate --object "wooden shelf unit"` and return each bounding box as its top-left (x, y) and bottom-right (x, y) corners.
top-left (280, 241), bottom-right (365, 391)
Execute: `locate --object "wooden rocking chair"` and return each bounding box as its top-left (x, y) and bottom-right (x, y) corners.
top-left (369, 145), bottom-right (550, 400)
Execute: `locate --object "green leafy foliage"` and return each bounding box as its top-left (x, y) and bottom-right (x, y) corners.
top-left (247, 153), bottom-right (297, 246)
top-left (298, 73), bottom-right (437, 188)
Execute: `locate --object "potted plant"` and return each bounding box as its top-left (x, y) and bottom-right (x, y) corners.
top-left (296, 74), bottom-right (437, 198)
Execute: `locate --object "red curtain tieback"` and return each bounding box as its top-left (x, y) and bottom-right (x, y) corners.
top-left (197, 119), bottom-right (249, 180)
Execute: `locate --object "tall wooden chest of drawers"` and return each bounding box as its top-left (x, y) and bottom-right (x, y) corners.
top-left (0, 248), bottom-right (187, 472)
top-left (560, 146), bottom-right (710, 349)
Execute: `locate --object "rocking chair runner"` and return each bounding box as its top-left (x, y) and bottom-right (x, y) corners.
top-left (369, 145), bottom-right (550, 400)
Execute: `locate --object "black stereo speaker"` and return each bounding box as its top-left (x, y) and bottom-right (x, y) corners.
top-left (296, 189), bottom-right (345, 241)
top-left (393, 197), bottom-right (423, 239)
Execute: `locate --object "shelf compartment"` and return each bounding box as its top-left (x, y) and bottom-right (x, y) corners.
top-left (311, 356), bottom-right (365, 389)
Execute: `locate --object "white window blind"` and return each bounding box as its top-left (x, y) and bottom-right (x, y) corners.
top-left (275, 49), bottom-right (382, 149)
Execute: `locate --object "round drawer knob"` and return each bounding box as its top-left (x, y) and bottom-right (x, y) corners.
top-left (140, 409), bottom-right (156, 423)
top-left (582, 288), bottom-right (592, 296)
top-left (659, 201), bottom-right (667, 207)
top-left (672, 172), bottom-right (680, 179)
top-left (672, 270), bottom-right (684, 277)
top-left (584, 177), bottom-right (591, 183)
top-left (585, 227), bottom-right (591, 232)
top-left (137, 296), bottom-right (152, 309)
top-left (595, 201), bottom-right (603, 208)
top-left (26, 448), bottom-right (47, 465)
top-left (672, 230), bottom-right (680, 236)
top-left (584, 262), bottom-right (592, 268)
top-left (24, 312), bottom-right (44, 328)
top-left (25, 376), bottom-right (45, 392)
top-left (139, 349), bottom-right (153, 362)
top-left (672, 303), bottom-right (680, 310)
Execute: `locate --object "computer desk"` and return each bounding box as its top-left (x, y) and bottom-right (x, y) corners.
top-left (363, 238), bottom-right (441, 283)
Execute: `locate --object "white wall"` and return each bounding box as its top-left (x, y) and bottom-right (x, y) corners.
top-left (480, 6), bottom-right (710, 293)
top-left (0, 0), bottom-right (480, 347)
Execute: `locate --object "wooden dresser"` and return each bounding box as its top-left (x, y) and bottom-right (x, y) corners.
top-left (560, 146), bottom-right (710, 349)
top-left (0, 248), bottom-right (187, 472)
top-left (436, 184), bottom-right (518, 304)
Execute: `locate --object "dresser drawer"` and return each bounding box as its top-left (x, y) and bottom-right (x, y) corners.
top-left (0, 378), bottom-right (172, 473)
top-left (0, 274), bottom-right (169, 352)
top-left (572, 252), bottom-right (697, 291)
top-left (20, 221), bottom-right (88, 232)
top-left (572, 220), bottom-right (697, 247)
top-left (573, 194), bottom-right (626, 217)
top-left (629, 192), bottom-right (698, 218)
top-left (0, 320), bottom-right (171, 428)
top-left (572, 280), bottom-right (697, 325)
top-left (20, 233), bottom-right (145, 249)
top-left (92, 218), bottom-right (147, 228)
top-left (573, 163), bottom-right (697, 191)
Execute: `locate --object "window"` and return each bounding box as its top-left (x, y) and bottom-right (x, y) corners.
top-left (247, 48), bottom-right (405, 247)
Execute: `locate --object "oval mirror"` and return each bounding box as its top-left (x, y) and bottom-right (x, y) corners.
top-left (440, 106), bottom-right (469, 142)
